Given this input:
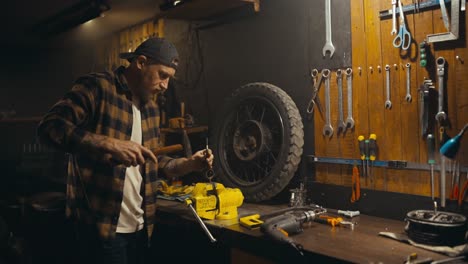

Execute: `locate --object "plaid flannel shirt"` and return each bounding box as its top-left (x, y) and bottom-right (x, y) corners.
top-left (38, 66), bottom-right (172, 240)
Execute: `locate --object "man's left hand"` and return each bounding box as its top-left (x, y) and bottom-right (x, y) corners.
top-left (189, 148), bottom-right (214, 171)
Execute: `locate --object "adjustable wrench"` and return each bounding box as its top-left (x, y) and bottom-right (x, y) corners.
top-left (322, 0), bottom-right (335, 58)
top-left (385, 65), bottom-right (392, 109)
top-left (435, 57), bottom-right (446, 122)
top-left (405, 63), bottom-right (412, 102)
top-left (322, 69), bottom-right (333, 137)
top-left (391, 0), bottom-right (397, 35)
top-left (336, 69), bottom-right (346, 133)
top-left (345, 68), bottom-right (355, 129)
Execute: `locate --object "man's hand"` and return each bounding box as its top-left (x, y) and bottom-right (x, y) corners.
top-left (189, 148), bottom-right (214, 171)
top-left (103, 138), bottom-right (157, 167)
top-left (81, 133), bottom-right (157, 167)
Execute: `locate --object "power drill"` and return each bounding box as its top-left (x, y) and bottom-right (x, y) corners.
top-left (260, 209), bottom-right (323, 255)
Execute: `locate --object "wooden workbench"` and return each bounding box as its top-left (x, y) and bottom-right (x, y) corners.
top-left (153, 199), bottom-right (456, 263)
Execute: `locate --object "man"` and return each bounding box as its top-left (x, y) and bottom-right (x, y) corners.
top-left (37, 37), bottom-right (213, 264)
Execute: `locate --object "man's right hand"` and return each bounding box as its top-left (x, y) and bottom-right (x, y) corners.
top-left (81, 133), bottom-right (157, 167)
top-left (103, 138), bottom-right (157, 167)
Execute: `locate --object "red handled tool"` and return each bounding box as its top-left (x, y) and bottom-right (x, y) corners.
top-left (351, 164), bottom-right (361, 203)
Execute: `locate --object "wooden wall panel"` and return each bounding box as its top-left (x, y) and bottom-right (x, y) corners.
top-left (99, 20), bottom-right (162, 71)
top-left (314, 0), bottom-right (467, 199)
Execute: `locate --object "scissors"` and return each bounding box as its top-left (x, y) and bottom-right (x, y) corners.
top-left (393, 0), bottom-right (411, 50)
top-left (306, 69), bottom-right (324, 121)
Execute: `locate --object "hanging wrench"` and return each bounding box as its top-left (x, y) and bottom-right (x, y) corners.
top-left (435, 57), bottom-right (446, 122)
top-left (336, 69), bottom-right (346, 134)
top-left (345, 68), bottom-right (355, 130)
top-left (322, 0), bottom-right (335, 58)
top-left (405, 63), bottom-right (412, 102)
top-left (385, 65), bottom-right (392, 109)
top-left (322, 69), bottom-right (333, 137)
top-left (391, 0), bottom-right (397, 35)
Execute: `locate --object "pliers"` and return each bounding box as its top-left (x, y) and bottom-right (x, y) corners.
top-left (351, 164), bottom-right (361, 203)
top-left (306, 69), bottom-right (324, 121)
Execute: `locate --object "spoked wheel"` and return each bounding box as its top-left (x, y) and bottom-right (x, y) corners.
top-left (213, 82), bottom-right (304, 202)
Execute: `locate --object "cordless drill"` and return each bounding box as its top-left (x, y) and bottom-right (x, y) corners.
top-left (260, 210), bottom-right (322, 255)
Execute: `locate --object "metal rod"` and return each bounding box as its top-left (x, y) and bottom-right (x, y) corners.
top-left (307, 155), bottom-right (468, 174)
top-left (379, 0), bottom-right (450, 18)
top-left (187, 203), bottom-right (217, 243)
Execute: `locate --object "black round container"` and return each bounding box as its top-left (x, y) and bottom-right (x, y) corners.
top-left (405, 210), bottom-right (467, 247)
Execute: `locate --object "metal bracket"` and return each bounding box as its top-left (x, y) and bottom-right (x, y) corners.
top-left (426, 0), bottom-right (460, 43)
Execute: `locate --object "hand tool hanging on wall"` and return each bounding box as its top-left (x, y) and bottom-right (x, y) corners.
top-left (450, 161), bottom-right (459, 200)
top-left (435, 57), bottom-right (447, 125)
top-left (368, 134), bottom-right (377, 188)
top-left (322, 0), bottom-right (335, 58)
top-left (336, 69), bottom-right (346, 134)
top-left (358, 135), bottom-right (367, 183)
top-left (459, 172), bottom-right (468, 207)
top-left (345, 68), bottom-right (355, 130)
top-left (365, 137), bottom-right (370, 186)
top-left (419, 41), bottom-right (427, 67)
top-left (306, 69), bottom-right (324, 121)
top-left (419, 79), bottom-right (435, 138)
top-left (427, 134), bottom-right (436, 200)
top-left (385, 65), bottom-right (392, 109)
top-left (322, 69), bottom-right (333, 137)
top-left (391, 0), bottom-right (397, 35)
top-left (405, 63), bottom-right (412, 102)
top-left (393, 0), bottom-right (411, 50)
top-left (438, 0), bottom-right (450, 31)
top-left (440, 155), bottom-right (447, 207)
top-left (427, 0), bottom-right (460, 43)
top-left (350, 163), bottom-right (361, 203)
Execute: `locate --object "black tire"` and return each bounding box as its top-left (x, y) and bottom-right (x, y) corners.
top-left (212, 82), bottom-right (304, 202)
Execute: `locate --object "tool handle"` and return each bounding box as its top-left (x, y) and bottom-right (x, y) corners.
top-left (358, 135), bottom-right (365, 160)
top-left (185, 200), bottom-right (217, 243)
top-left (152, 144), bottom-right (184, 156)
top-left (368, 134), bottom-right (377, 161)
top-left (458, 178), bottom-right (468, 207)
top-left (427, 134), bottom-right (435, 164)
top-left (364, 139), bottom-right (370, 161)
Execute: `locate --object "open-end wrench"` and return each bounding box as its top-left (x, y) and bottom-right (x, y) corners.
top-left (435, 57), bottom-right (446, 122)
top-left (391, 0), bottom-right (397, 35)
top-left (336, 69), bottom-right (346, 134)
top-left (345, 68), bottom-right (355, 129)
top-left (322, 0), bottom-right (335, 58)
top-left (385, 65), bottom-right (392, 109)
top-left (322, 69), bottom-right (333, 137)
top-left (405, 63), bottom-right (412, 102)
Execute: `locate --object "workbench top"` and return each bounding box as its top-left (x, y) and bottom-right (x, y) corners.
top-left (155, 199), bottom-right (458, 263)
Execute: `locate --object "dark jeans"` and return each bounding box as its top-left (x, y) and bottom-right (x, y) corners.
top-left (75, 223), bottom-right (147, 264)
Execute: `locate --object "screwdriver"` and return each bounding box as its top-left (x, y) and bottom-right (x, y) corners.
top-left (427, 134), bottom-right (435, 200)
top-left (204, 138), bottom-right (214, 182)
top-left (358, 135), bottom-right (366, 182)
top-left (368, 134), bottom-right (377, 188)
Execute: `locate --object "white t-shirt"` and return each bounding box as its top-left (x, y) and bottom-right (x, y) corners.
top-left (116, 104), bottom-right (145, 233)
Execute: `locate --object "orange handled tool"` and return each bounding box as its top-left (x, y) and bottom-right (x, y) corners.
top-left (315, 215), bottom-right (344, 227)
top-left (458, 172), bottom-right (468, 207)
top-left (351, 164), bottom-right (361, 203)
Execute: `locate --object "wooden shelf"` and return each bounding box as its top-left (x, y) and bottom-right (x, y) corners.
top-left (158, 0), bottom-right (260, 20)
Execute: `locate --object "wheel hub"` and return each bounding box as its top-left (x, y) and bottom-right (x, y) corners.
top-left (232, 120), bottom-right (272, 161)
